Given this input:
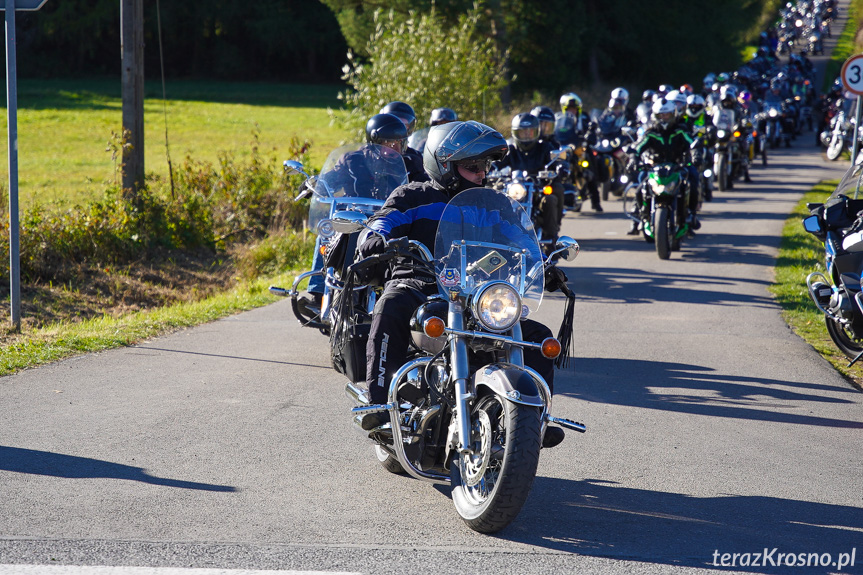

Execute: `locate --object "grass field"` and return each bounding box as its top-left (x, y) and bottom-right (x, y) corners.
top-left (0, 78), bottom-right (353, 208)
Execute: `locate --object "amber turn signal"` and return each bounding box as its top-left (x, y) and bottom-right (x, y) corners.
top-left (423, 317), bottom-right (445, 338)
top-left (541, 337), bottom-right (561, 359)
top-left (543, 185), bottom-right (553, 196)
top-left (733, 131), bottom-right (742, 138)
top-left (319, 245), bottom-right (327, 256)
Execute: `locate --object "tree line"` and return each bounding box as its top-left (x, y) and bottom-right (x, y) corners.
top-left (16, 0), bottom-right (782, 91)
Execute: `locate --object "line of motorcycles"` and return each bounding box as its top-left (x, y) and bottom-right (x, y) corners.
top-left (776, 0), bottom-right (834, 56)
top-left (270, 143), bottom-right (585, 533)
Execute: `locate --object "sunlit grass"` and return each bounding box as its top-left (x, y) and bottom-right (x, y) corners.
top-left (0, 78), bottom-right (352, 208)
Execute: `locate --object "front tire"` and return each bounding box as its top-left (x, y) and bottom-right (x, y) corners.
top-left (717, 154), bottom-right (729, 191)
top-left (451, 393), bottom-right (542, 533)
top-left (825, 316), bottom-right (863, 361)
top-left (654, 206), bottom-right (672, 260)
top-left (826, 133), bottom-right (844, 161)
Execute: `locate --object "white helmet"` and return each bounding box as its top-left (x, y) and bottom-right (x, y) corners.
top-left (665, 90), bottom-right (685, 115)
top-left (611, 87), bottom-right (630, 107)
top-left (686, 94), bottom-right (706, 118)
top-left (652, 99), bottom-right (676, 128)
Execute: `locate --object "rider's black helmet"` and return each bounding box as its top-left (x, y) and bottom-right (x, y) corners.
top-left (430, 107), bottom-right (458, 126)
top-left (365, 113), bottom-right (408, 153)
top-left (530, 105), bottom-right (556, 139)
top-left (380, 101), bottom-right (417, 135)
top-left (423, 121), bottom-right (508, 191)
top-left (511, 113), bottom-right (540, 151)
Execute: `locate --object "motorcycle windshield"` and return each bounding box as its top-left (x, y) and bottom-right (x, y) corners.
top-left (829, 161), bottom-right (863, 203)
top-left (433, 187), bottom-right (544, 314)
top-left (309, 143), bottom-right (408, 232)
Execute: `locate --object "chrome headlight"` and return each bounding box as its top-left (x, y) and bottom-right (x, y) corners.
top-left (472, 281), bottom-right (522, 332)
top-left (316, 219), bottom-right (335, 239)
top-left (768, 109), bottom-right (778, 118)
top-left (507, 182), bottom-right (527, 201)
top-left (716, 129), bottom-right (727, 139)
top-left (648, 179), bottom-right (666, 195)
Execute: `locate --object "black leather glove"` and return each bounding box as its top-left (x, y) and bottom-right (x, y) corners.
top-left (358, 233), bottom-right (386, 259)
top-left (544, 265), bottom-right (569, 292)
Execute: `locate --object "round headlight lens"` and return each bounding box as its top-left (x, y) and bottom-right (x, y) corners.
top-left (317, 219), bottom-right (335, 238)
top-left (473, 282), bottom-right (521, 332)
top-left (507, 183), bottom-right (527, 201)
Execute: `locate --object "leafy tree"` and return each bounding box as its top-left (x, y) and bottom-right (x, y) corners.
top-left (335, 5), bottom-right (509, 135)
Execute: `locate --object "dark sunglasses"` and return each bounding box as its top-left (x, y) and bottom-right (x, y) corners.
top-left (458, 160), bottom-right (491, 174)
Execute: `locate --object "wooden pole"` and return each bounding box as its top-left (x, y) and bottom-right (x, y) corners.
top-left (121, 0), bottom-right (144, 199)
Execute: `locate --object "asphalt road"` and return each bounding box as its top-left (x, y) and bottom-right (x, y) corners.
top-left (3, 25), bottom-right (863, 575)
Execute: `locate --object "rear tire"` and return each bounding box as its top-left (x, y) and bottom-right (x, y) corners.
top-left (375, 445), bottom-right (405, 474)
top-left (452, 393), bottom-right (542, 534)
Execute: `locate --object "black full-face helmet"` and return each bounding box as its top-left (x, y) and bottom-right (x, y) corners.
top-left (430, 107), bottom-right (458, 126)
top-left (365, 113), bottom-right (408, 154)
top-left (530, 105), bottom-right (556, 139)
top-left (511, 113), bottom-right (540, 151)
top-left (423, 121), bottom-right (508, 191)
top-left (380, 101), bottom-right (417, 135)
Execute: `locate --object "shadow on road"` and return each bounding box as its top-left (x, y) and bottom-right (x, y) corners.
top-left (563, 266), bottom-right (777, 306)
top-left (505, 476), bottom-right (862, 571)
top-left (0, 446), bottom-right (238, 492)
top-left (556, 357), bottom-right (862, 428)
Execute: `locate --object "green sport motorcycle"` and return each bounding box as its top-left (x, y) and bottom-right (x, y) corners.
top-left (626, 161), bottom-right (693, 260)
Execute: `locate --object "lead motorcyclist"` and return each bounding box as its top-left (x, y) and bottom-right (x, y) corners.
top-left (356, 120), bottom-right (567, 448)
top-left (626, 99), bottom-right (702, 235)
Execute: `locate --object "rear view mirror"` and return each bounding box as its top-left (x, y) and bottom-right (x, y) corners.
top-left (803, 215), bottom-right (822, 234)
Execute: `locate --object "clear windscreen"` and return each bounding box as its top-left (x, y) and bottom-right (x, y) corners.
top-left (433, 188), bottom-right (544, 314)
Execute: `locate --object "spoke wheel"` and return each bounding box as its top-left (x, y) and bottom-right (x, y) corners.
top-left (452, 393), bottom-right (541, 533)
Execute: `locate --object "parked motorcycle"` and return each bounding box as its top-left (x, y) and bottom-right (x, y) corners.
top-left (803, 162), bottom-right (863, 363)
top-left (337, 187), bottom-right (585, 533)
top-left (269, 143), bottom-right (407, 334)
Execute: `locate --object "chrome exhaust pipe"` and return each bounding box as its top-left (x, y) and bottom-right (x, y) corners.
top-left (345, 382), bottom-right (370, 406)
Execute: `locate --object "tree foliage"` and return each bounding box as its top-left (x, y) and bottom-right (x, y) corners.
top-left (335, 6), bottom-right (509, 136)
top-left (16, 0), bottom-right (347, 81)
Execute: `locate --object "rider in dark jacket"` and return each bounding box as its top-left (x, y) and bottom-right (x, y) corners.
top-left (357, 120), bottom-right (567, 448)
top-left (627, 99), bottom-right (701, 235)
top-left (380, 101), bottom-right (429, 183)
top-left (493, 113), bottom-right (565, 240)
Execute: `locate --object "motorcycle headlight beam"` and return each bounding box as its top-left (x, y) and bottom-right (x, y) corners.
top-left (472, 281), bottom-right (522, 332)
top-left (507, 183), bottom-right (527, 201)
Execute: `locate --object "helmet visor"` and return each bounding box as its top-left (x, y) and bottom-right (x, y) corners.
top-left (512, 125), bottom-right (539, 143)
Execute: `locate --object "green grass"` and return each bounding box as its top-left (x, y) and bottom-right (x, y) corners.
top-left (771, 180), bottom-right (863, 386)
top-left (0, 269), bottom-right (299, 376)
top-left (0, 78), bottom-right (352, 208)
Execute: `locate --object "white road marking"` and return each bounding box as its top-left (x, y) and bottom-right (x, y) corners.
top-left (0, 567), bottom-right (361, 575)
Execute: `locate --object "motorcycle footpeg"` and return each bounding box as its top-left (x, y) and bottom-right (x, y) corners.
top-left (546, 414), bottom-right (587, 433)
top-left (269, 286), bottom-right (289, 297)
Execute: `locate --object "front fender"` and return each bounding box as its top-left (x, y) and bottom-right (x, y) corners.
top-left (472, 363), bottom-right (545, 408)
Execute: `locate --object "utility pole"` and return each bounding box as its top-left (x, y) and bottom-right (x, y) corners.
top-left (121, 0), bottom-right (144, 199)
top-left (2, 0), bottom-right (48, 330)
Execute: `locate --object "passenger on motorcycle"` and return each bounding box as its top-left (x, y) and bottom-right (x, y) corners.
top-left (627, 99), bottom-right (702, 235)
top-left (357, 120), bottom-right (567, 448)
top-left (494, 112), bottom-right (568, 229)
top-left (429, 107), bottom-right (458, 126)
